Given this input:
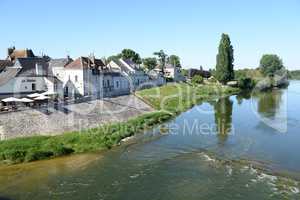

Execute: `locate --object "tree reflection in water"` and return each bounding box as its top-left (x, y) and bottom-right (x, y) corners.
top-left (213, 97), bottom-right (233, 144)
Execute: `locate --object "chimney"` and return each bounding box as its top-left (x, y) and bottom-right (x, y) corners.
top-left (7, 46), bottom-right (15, 57)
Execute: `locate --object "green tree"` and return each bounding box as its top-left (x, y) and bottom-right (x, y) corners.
top-left (215, 33), bottom-right (234, 84)
top-left (259, 54), bottom-right (284, 77)
top-left (120, 49), bottom-right (142, 64)
top-left (168, 55), bottom-right (181, 68)
top-left (154, 50), bottom-right (168, 74)
top-left (107, 55), bottom-right (121, 63)
top-left (142, 57), bottom-right (157, 71)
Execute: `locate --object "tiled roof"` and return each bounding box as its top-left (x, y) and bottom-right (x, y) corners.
top-left (49, 58), bottom-right (73, 68)
top-left (65, 57), bottom-right (106, 70)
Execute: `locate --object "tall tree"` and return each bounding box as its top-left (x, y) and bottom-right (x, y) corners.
top-left (142, 57), bottom-right (157, 71)
top-left (259, 54), bottom-right (284, 77)
top-left (215, 33), bottom-right (234, 84)
top-left (154, 50), bottom-right (168, 74)
top-left (168, 55), bottom-right (181, 68)
top-left (120, 49), bottom-right (142, 64)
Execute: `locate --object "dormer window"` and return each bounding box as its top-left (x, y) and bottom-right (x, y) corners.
top-left (35, 64), bottom-right (45, 76)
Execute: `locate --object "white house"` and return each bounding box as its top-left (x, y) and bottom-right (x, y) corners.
top-left (155, 64), bottom-right (185, 82)
top-left (108, 58), bottom-right (149, 90)
top-left (52, 56), bottom-right (130, 98)
top-left (0, 57), bottom-right (62, 96)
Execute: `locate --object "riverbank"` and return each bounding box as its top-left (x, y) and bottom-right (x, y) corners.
top-left (136, 82), bottom-right (240, 114)
top-left (0, 83), bottom-right (239, 165)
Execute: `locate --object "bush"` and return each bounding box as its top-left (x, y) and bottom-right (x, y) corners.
top-left (238, 77), bottom-right (255, 89)
top-left (191, 75), bottom-right (204, 84)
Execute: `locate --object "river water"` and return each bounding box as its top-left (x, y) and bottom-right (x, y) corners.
top-left (0, 81), bottom-right (300, 200)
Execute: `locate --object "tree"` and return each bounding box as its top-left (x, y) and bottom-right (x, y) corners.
top-left (215, 33), bottom-right (234, 84)
top-left (142, 57), bottom-right (157, 71)
top-left (120, 49), bottom-right (142, 64)
top-left (154, 50), bottom-right (168, 74)
top-left (107, 55), bottom-right (121, 63)
top-left (168, 55), bottom-right (181, 68)
top-left (259, 54), bottom-right (284, 77)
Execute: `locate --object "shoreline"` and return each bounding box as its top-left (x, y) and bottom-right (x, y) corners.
top-left (0, 83), bottom-right (240, 165)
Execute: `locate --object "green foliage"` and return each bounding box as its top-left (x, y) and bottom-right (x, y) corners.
top-left (0, 112), bottom-right (172, 164)
top-left (154, 50), bottom-right (168, 73)
top-left (107, 55), bottom-right (121, 63)
top-left (237, 77), bottom-right (256, 89)
top-left (215, 33), bottom-right (235, 84)
top-left (259, 54), bottom-right (284, 77)
top-left (288, 70), bottom-right (300, 80)
top-left (142, 57), bottom-right (157, 71)
top-left (120, 49), bottom-right (142, 64)
top-left (235, 68), bottom-right (263, 80)
top-left (168, 55), bottom-right (181, 68)
top-left (181, 69), bottom-right (188, 77)
top-left (191, 75), bottom-right (204, 84)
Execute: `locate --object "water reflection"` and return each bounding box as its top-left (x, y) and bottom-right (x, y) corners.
top-left (213, 97), bottom-right (233, 144)
top-left (255, 90), bottom-right (283, 118)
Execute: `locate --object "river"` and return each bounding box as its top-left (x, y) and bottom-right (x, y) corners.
top-left (0, 81), bottom-right (300, 200)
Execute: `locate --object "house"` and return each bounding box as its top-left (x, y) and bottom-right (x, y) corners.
top-left (108, 58), bottom-right (149, 90)
top-left (148, 70), bottom-right (166, 86)
top-left (0, 57), bottom-right (62, 95)
top-left (57, 56), bottom-right (130, 98)
top-left (155, 64), bottom-right (185, 82)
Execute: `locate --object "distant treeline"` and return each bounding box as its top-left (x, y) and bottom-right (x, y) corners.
top-left (288, 70), bottom-right (300, 80)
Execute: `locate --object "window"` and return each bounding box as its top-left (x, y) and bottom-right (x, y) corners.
top-left (107, 80), bottom-right (110, 86)
top-left (75, 75), bottom-right (78, 82)
top-left (32, 83), bottom-right (36, 91)
top-left (116, 81), bottom-right (119, 88)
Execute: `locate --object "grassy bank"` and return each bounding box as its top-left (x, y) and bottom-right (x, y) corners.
top-left (0, 83), bottom-right (239, 165)
top-left (0, 111), bottom-right (172, 164)
top-left (136, 83), bottom-right (240, 114)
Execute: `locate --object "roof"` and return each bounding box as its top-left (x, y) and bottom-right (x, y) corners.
top-left (0, 60), bottom-right (13, 72)
top-left (122, 59), bottom-right (136, 67)
top-left (15, 57), bottom-right (49, 77)
top-left (110, 59), bottom-right (132, 73)
top-left (65, 57), bottom-right (105, 70)
top-left (49, 58), bottom-right (73, 68)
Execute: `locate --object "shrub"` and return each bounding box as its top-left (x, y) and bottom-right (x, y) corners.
top-left (238, 77), bottom-right (255, 89)
top-left (25, 150), bottom-right (54, 162)
top-left (191, 75), bottom-right (204, 84)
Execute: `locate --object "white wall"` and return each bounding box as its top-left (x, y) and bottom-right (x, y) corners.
top-left (0, 77), bottom-right (48, 94)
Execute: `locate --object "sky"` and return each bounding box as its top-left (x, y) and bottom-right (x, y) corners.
top-left (0, 0), bottom-right (299, 70)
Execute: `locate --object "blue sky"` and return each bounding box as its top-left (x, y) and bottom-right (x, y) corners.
top-left (0, 0), bottom-right (299, 69)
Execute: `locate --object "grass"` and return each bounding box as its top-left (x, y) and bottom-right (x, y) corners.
top-left (0, 111), bottom-right (172, 164)
top-left (136, 82), bottom-right (240, 114)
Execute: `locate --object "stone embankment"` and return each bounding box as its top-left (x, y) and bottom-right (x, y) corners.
top-left (0, 95), bottom-right (153, 140)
